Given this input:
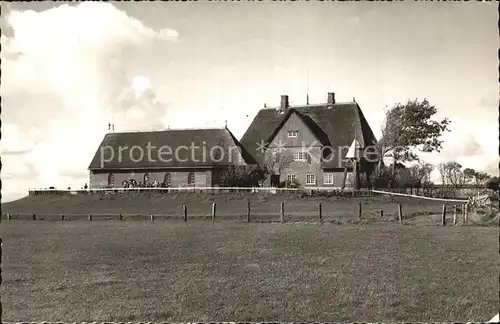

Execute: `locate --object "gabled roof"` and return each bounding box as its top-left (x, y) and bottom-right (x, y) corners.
top-left (88, 127), bottom-right (254, 170)
top-left (265, 109), bottom-right (331, 147)
top-left (240, 102), bottom-right (378, 168)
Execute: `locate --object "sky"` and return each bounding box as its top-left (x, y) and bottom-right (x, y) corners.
top-left (1, 1), bottom-right (498, 202)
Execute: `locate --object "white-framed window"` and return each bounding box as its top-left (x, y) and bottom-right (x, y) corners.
top-left (306, 174), bottom-right (316, 185)
top-left (323, 172), bottom-right (334, 185)
top-left (293, 151), bottom-right (309, 161)
top-left (287, 174), bottom-right (296, 182)
top-left (287, 130), bottom-right (298, 138)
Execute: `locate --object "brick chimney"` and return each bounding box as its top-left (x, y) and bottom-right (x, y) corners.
top-left (327, 92), bottom-right (335, 109)
top-left (280, 95), bottom-right (289, 111)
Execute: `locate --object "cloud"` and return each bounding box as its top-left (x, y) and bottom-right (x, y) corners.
top-left (440, 132), bottom-right (482, 158)
top-left (1, 2), bottom-right (178, 199)
top-left (158, 28), bottom-right (180, 42)
top-left (0, 124), bottom-right (41, 155)
top-left (419, 116), bottom-right (499, 180)
top-left (1, 158), bottom-right (38, 180)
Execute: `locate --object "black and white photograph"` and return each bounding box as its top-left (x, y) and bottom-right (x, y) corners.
top-left (0, 0), bottom-right (498, 322)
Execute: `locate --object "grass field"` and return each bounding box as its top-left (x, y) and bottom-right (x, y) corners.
top-left (1, 221), bottom-right (498, 322)
top-left (3, 191), bottom-right (498, 225)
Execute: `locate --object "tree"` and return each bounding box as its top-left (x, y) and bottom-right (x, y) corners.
top-left (371, 163), bottom-right (392, 189)
top-left (485, 176), bottom-right (499, 192)
top-left (442, 161), bottom-right (466, 189)
top-left (379, 99), bottom-right (451, 186)
top-left (456, 167), bottom-right (491, 187)
top-left (438, 163), bottom-right (448, 186)
top-left (392, 162), bottom-right (434, 194)
top-left (463, 168), bottom-right (476, 185)
top-left (407, 162), bottom-right (434, 188)
top-left (263, 149), bottom-right (294, 176)
top-left (420, 163), bottom-right (434, 184)
top-left (474, 171), bottom-right (491, 186)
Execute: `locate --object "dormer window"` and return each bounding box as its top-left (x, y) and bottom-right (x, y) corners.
top-left (287, 130), bottom-right (298, 138)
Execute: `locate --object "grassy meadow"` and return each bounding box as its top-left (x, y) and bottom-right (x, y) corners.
top-left (0, 192), bottom-right (498, 321)
top-left (0, 221), bottom-right (499, 321)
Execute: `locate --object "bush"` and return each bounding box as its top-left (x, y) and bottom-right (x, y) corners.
top-left (485, 176), bottom-right (499, 192)
top-left (371, 164), bottom-right (392, 189)
top-left (279, 179), bottom-right (301, 188)
top-left (359, 173), bottom-right (371, 189)
top-left (421, 180), bottom-right (435, 197)
top-left (221, 165), bottom-right (269, 187)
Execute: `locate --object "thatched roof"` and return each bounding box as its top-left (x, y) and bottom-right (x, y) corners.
top-left (88, 127), bottom-right (254, 170)
top-left (240, 101), bottom-right (378, 168)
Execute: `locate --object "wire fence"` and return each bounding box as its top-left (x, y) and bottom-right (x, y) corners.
top-left (5, 187), bottom-right (496, 227)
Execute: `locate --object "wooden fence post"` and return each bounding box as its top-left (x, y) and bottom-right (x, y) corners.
top-left (150, 214), bottom-right (155, 222)
top-left (380, 210), bottom-right (384, 218)
top-left (461, 204), bottom-right (465, 224)
top-left (398, 204), bottom-right (403, 224)
top-left (319, 203), bottom-right (323, 223)
top-left (358, 202), bottom-right (362, 219)
top-left (280, 202), bottom-right (284, 223)
top-left (183, 205), bottom-right (187, 222)
top-left (464, 203), bottom-right (468, 224)
top-left (212, 203), bottom-right (216, 222)
top-left (32, 213), bottom-right (36, 221)
top-left (247, 200), bottom-right (251, 223)
top-left (88, 214), bottom-right (92, 222)
top-left (453, 205), bottom-right (457, 225)
top-left (61, 213), bottom-right (64, 221)
top-left (119, 213), bottom-right (123, 221)
top-left (441, 205), bottom-right (446, 226)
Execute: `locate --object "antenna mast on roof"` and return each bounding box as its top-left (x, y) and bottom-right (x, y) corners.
top-left (306, 68), bottom-right (309, 105)
top-left (110, 102), bottom-right (115, 132)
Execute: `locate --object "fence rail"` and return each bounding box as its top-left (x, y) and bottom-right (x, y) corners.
top-left (371, 190), bottom-right (469, 203)
top-left (27, 186), bottom-right (481, 199)
top-left (27, 187), bottom-right (376, 198)
top-left (29, 186), bottom-right (301, 193)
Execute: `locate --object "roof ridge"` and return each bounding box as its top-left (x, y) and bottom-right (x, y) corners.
top-left (262, 101), bottom-right (356, 109)
top-left (109, 127), bottom-right (226, 134)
